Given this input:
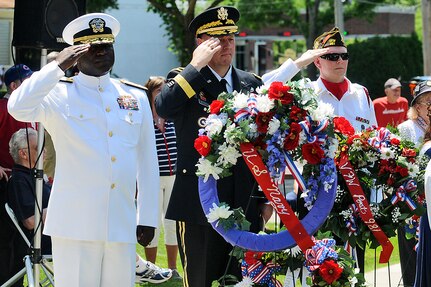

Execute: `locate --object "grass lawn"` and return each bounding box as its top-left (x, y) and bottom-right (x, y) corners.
top-left (364, 236), bottom-right (400, 273)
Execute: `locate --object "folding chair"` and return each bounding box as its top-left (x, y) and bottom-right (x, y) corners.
top-left (1, 203), bottom-right (54, 287)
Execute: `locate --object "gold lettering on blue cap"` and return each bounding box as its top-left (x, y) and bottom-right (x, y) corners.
top-left (217, 7), bottom-right (228, 20)
top-left (89, 18), bottom-right (105, 33)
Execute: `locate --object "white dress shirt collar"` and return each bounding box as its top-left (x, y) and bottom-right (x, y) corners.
top-left (208, 65), bottom-right (233, 93)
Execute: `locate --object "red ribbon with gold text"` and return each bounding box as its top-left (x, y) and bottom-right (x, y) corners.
top-left (240, 143), bottom-right (314, 252)
top-left (338, 152), bottom-right (393, 263)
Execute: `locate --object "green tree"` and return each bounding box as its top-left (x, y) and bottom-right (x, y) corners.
top-left (146, 0), bottom-right (235, 66)
top-left (87, 0), bottom-right (119, 13)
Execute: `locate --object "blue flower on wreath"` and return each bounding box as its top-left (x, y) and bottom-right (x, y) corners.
top-left (266, 130), bottom-right (287, 178)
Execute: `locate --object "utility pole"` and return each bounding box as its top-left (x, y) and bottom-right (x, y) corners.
top-left (422, 0), bottom-right (431, 75)
top-left (334, 0), bottom-right (345, 33)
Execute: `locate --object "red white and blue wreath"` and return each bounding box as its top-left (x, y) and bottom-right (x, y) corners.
top-left (193, 81), bottom-right (366, 286)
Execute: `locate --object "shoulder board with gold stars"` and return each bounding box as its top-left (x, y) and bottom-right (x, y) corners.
top-left (252, 73), bottom-right (262, 81)
top-left (120, 79), bottom-right (148, 91)
top-left (60, 77), bottom-right (74, 83)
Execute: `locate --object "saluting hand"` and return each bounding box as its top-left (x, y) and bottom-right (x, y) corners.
top-left (136, 225), bottom-right (155, 247)
top-left (190, 37), bottom-right (221, 71)
top-left (294, 48), bottom-right (330, 69)
top-left (56, 44), bottom-right (91, 72)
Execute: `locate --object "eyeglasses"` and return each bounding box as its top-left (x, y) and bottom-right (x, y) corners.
top-left (419, 101), bottom-right (431, 107)
top-left (320, 53), bottom-right (349, 61)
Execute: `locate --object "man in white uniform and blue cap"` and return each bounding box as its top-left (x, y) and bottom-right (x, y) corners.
top-left (8, 13), bottom-right (160, 287)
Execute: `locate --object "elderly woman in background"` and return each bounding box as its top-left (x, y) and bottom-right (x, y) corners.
top-left (397, 81), bottom-right (431, 287)
top-left (412, 81), bottom-right (431, 287)
top-left (398, 81), bottom-right (431, 146)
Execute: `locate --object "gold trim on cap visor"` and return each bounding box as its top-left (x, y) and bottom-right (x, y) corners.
top-left (196, 25), bottom-right (238, 36)
top-left (73, 34), bottom-right (115, 44)
top-left (196, 19), bottom-right (236, 35)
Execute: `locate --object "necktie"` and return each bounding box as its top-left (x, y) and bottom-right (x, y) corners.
top-left (220, 79), bottom-right (228, 93)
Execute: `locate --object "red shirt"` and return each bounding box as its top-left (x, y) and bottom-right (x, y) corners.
top-left (372, 96), bottom-right (408, 128)
top-left (0, 98), bottom-right (33, 171)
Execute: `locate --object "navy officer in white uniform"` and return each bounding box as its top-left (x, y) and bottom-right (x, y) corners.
top-left (7, 13), bottom-right (159, 287)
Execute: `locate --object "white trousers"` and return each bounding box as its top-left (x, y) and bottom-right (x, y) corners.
top-left (51, 237), bottom-right (135, 287)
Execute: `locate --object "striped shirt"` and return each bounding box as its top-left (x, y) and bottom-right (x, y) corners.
top-left (155, 120), bottom-right (177, 176)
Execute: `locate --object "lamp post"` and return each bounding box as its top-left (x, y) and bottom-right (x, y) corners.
top-left (334, 0), bottom-right (345, 34)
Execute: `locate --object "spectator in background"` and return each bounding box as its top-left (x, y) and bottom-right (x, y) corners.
top-left (373, 78), bottom-right (408, 128)
top-left (7, 128), bottom-right (51, 287)
top-left (0, 64), bottom-right (35, 179)
top-left (143, 76), bottom-right (181, 280)
top-left (0, 64), bottom-right (34, 286)
top-left (398, 81), bottom-right (431, 145)
top-left (417, 97), bottom-right (431, 286)
top-left (398, 81), bottom-right (431, 287)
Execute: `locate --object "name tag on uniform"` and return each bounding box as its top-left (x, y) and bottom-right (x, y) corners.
top-left (197, 92), bottom-right (209, 107)
top-left (117, 95), bottom-right (139, 110)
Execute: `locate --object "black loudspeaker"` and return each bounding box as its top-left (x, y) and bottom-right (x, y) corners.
top-left (13, 0), bottom-right (86, 50)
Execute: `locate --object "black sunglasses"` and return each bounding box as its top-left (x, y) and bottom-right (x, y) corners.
top-left (320, 53), bottom-right (349, 61)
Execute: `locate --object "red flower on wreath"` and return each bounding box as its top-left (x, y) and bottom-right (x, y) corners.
top-left (268, 82), bottom-right (294, 105)
top-left (390, 137), bottom-right (401, 146)
top-left (395, 165), bottom-right (409, 178)
top-left (284, 122), bottom-right (302, 150)
top-left (334, 116), bottom-right (355, 136)
top-left (290, 106), bottom-right (306, 121)
top-left (256, 112), bottom-right (275, 133)
top-left (244, 251), bottom-right (264, 265)
top-left (302, 142), bottom-right (325, 164)
top-left (209, 100), bottom-right (225, 114)
top-left (194, 135), bottom-right (212, 156)
top-left (318, 259), bottom-right (343, 284)
top-left (402, 148), bottom-right (417, 158)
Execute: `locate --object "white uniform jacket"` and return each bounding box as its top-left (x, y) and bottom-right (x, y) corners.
top-left (262, 59), bottom-right (377, 132)
top-left (8, 61), bottom-right (160, 243)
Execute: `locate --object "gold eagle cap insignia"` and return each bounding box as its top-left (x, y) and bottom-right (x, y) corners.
top-left (89, 18), bottom-right (105, 33)
top-left (217, 7), bottom-right (229, 21)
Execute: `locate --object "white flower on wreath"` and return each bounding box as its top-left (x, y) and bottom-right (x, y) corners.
top-left (217, 143), bottom-right (242, 166)
top-left (380, 147), bottom-right (395, 160)
top-left (255, 85), bottom-right (268, 95)
top-left (297, 79), bottom-right (314, 104)
top-left (205, 114), bottom-right (225, 137)
top-left (249, 123), bottom-right (258, 134)
top-left (234, 276), bottom-right (253, 287)
top-left (406, 161), bottom-right (419, 178)
top-left (310, 101), bottom-right (334, 122)
top-left (367, 152), bottom-right (379, 163)
top-left (255, 94), bottom-right (274, 112)
top-left (206, 202), bottom-right (233, 226)
top-left (224, 122), bottom-right (240, 144)
top-left (232, 92), bottom-right (249, 110)
top-left (196, 158), bottom-right (224, 182)
top-left (267, 117), bottom-right (280, 135)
